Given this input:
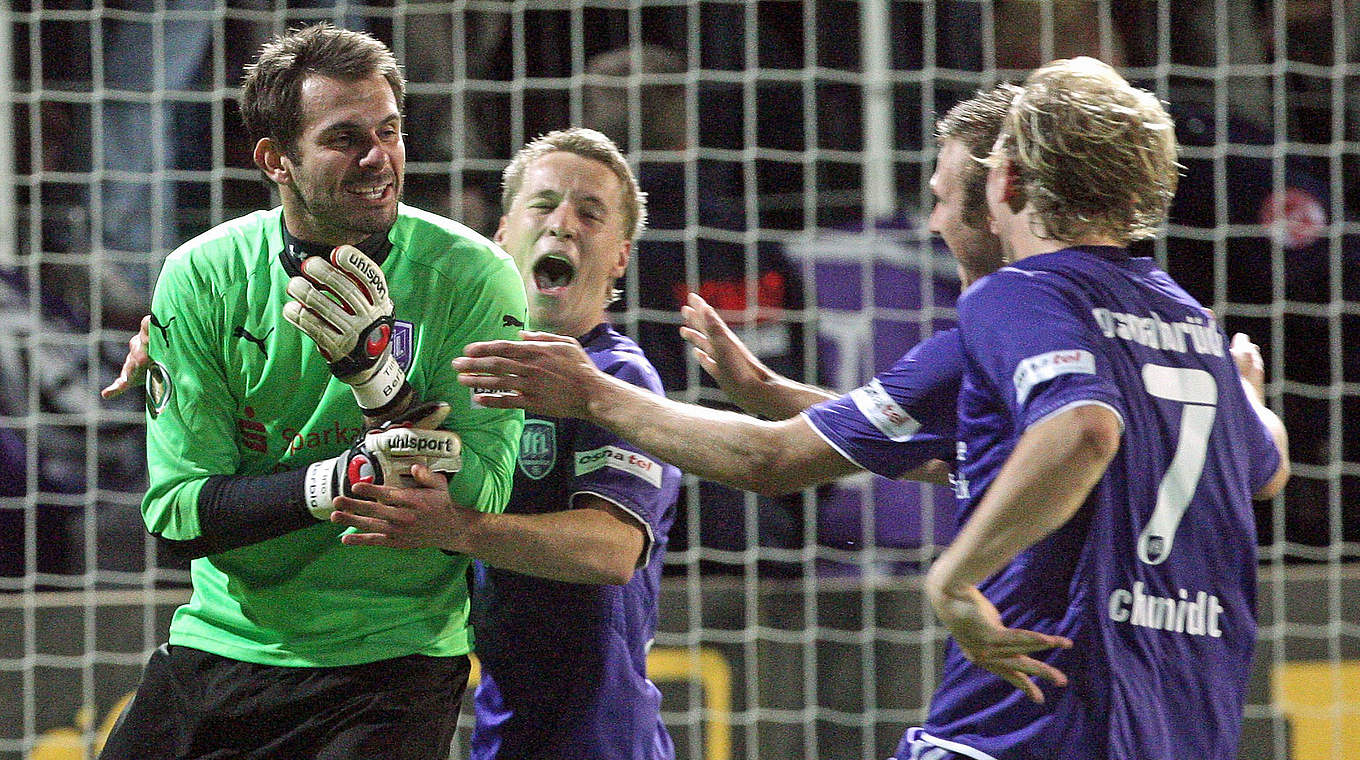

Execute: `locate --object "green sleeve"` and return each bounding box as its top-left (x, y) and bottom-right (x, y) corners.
top-left (424, 250), bottom-right (526, 515)
top-left (141, 251), bottom-right (236, 541)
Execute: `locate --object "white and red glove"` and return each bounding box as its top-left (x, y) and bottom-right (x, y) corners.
top-left (283, 244), bottom-right (412, 418)
top-left (303, 402), bottom-right (462, 520)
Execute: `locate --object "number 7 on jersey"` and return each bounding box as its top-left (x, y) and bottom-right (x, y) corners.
top-left (1138, 364), bottom-right (1218, 565)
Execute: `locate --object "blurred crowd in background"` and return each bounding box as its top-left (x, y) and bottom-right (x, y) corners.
top-left (3, 0), bottom-right (1358, 586)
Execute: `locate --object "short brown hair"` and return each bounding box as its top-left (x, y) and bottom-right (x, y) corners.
top-left (500, 128), bottom-right (647, 243)
top-left (992, 57), bottom-right (1179, 245)
top-left (241, 23), bottom-right (405, 157)
top-left (935, 84), bottom-right (1022, 229)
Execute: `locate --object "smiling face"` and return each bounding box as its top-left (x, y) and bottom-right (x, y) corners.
top-left (929, 138), bottom-right (1005, 287)
top-left (495, 150), bottom-right (631, 337)
top-left (271, 73), bottom-right (404, 245)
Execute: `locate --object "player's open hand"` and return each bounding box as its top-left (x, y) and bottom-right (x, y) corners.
top-left (332, 463), bottom-right (476, 550)
top-left (928, 584), bottom-right (1072, 704)
top-left (453, 331), bottom-right (606, 418)
top-left (1230, 332), bottom-right (1265, 404)
top-left (679, 293), bottom-right (777, 412)
top-left (101, 314), bottom-right (152, 400)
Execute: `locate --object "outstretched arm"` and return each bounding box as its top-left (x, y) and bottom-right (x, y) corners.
top-left (454, 333), bottom-right (887, 495)
top-left (680, 293), bottom-right (835, 418)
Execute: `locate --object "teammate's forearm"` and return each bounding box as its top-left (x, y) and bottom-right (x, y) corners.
top-left (928, 405), bottom-right (1120, 595)
top-left (737, 375), bottom-right (838, 420)
top-left (582, 373), bottom-right (850, 495)
top-left (451, 508), bottom-right (643, 585)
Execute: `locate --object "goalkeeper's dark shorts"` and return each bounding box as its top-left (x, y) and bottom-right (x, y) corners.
top-left (99, 643), bottom-right (470, 760)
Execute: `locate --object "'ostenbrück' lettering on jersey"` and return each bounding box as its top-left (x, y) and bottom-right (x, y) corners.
top-left (849, 378), bottom-right (922, 442)
top-left (575, 445), bottom-right (663, 488)
top-left (1013, 349), bottom-right (1096, 404)
top-left (1090, 307), bottom-right (1225, 357)
top-left (1107, 582), bottom-right (1225, 637)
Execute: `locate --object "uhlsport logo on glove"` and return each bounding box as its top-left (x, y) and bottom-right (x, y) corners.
top-left (383, 430), bottom-right (460, 457)
top-left (283, 244), bottom-right (413, 416)
top-left (332, 245), bottom-right (388, 301)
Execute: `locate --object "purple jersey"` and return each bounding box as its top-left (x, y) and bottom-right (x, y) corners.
top-left (802, 329), bottom-right (961, 478)
top-left (914, 246), bottom-right (1280, 760)
top-left (470, 324), bottom-right (681, 760)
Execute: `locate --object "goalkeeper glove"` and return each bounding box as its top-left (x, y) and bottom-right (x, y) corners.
top-left (283, 244), bottom-right (413, 418)
top-left (303, 402), bottom-right (462, 520)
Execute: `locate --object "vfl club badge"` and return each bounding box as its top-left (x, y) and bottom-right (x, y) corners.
top-left (146, 361), bottom-right (174, 419)
top-left (517, 420), bottom-right (557, 480)
top-left (392, 320), bottom-right (414, 372)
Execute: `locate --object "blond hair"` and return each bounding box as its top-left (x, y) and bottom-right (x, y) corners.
top-left (500, 127), bottom-right (647, 243)
top-left (993, 57), bottom-right (1179, 244)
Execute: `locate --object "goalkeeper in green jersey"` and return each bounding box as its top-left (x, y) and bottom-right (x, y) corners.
top-left (98, 24), bottom-right (525, 760)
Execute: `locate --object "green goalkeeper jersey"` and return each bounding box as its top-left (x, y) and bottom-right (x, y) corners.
top-left (142, 204), bottom-right (526, 667)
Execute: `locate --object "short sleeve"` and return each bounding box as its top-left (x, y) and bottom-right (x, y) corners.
top-left (958, 270), bottom-right (1126, 432)
top-left (802, 329), bottom-right (963, 478)
top-left (568, 354), bottom-right (679, 564)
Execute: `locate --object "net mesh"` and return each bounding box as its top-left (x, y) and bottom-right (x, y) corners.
top-left (2, 2), bottom-right (1357, 759)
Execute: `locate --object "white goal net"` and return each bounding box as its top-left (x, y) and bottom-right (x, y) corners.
top-left (2, 2), bottom-right (1357, 759)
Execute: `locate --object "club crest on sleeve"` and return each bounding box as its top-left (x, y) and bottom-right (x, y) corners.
top-left (392, 320), bottom-right (414, 372)
top-left (517, 420), bottom-right (557, 480)
top-left (146, 361), bottom-right (174, 419)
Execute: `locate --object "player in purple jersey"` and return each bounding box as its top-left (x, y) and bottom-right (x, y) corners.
top-left (328, 128), bottom-right (682, 759)
top-left (913, 58), bottom-right (1289, 760)
top-left (448, 87), bottom-right (1022, 498)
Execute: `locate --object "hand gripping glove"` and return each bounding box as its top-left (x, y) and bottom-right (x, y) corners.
top-left (303, 402), bottom-right (462, 520)
top-left (283, 244), bottom-right (412, 418)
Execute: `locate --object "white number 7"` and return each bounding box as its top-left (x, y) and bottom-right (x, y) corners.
top-left (1137, 364), bottom-right (1218, 565)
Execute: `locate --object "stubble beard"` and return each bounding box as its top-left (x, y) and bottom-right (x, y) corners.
top-left (290, 174), bottom-right (402, 243)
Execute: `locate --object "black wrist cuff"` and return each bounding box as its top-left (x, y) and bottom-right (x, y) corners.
top-left (154, 469), bottom-right (315, 560)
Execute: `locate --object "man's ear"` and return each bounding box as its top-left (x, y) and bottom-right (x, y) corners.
top-left (492, 216), bottom-right (509, 246)
top-left (253, 137), bottom-right (291, 185)
top-left (612, 241), bottom-right (632, 279)
top-left (1002, 159), bottom-right (1027, 213)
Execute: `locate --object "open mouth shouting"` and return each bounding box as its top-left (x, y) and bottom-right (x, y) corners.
top-left (532, 254), bottom-right (576, 295)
